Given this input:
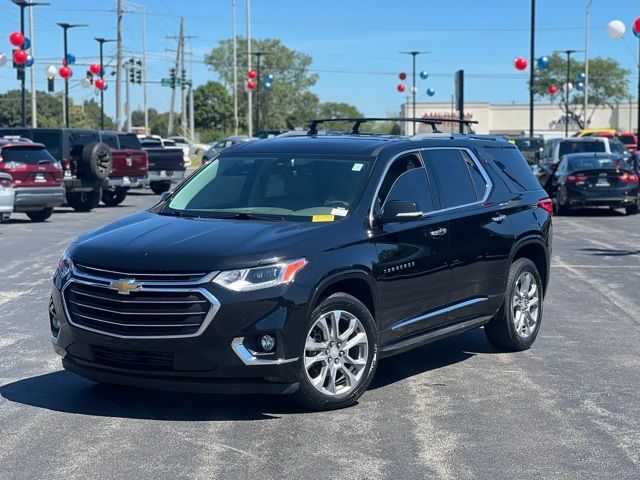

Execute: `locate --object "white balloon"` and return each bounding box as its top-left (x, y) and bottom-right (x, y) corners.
top-left (46, 64), bottom-right (57, 78)
top-left (565, 82), bottom-right (573, 92)
top-left (607, 20), bottom-right (626, 39)
top-left (0, 53), bottom-right (6, 67)
top-left (81, 78), bottom-right (91, 89)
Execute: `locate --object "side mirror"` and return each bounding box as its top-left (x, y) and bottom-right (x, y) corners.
top-left (160, 191), bottom-right (171, 202)
top-left (381, 200), bottom-right (422, 223)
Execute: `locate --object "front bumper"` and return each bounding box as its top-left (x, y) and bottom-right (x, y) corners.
top-left (14, 186), bottom-right (65, 212)
top-left (49, 270), bottom-right (310, 394)
top-left (147, 169), bottom-right (185, 183)
top-left (105, 176), bottom-right (149, 189)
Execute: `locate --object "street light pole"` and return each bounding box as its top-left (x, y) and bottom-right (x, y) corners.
top-left (95, 38), bottom-right (115, 131)
top-left (555, 49), bottom-right (580, 137)
top-left (400, 51), bottom-right (428, 134)
top-left (13, 1), bottom-right (49, 127)
top-left (529, 0), bottom-right (535, 138)
top-left (584, 0), bottom-right (593, 129)
top-left (57, 23), bottom-right (87, 128)
top-left (251, 51), bottom-right (265, 134)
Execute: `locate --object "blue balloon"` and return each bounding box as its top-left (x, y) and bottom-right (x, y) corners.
top-left (537, 56), bottom-right (549, 69)
top-left (577, 72), bottom-right (586, 82)
top-left (576, 81), bottom-right (584, 91)
top-left (22, 37), bottom-right (30, 50)
top-left (25, 55), bottom-right (33, 67)
top-left (263, 82), bottom-right (272, 90)
top-left (426, 88), bottom-right (435, 97)
top-left (266, 73), bottom-right (274, 82)
top-left (419, 70), bottom-right (428, 80)
top-left (66, 53), bottom-right (76, 65)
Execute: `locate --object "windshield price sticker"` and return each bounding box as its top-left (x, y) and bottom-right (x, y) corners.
top-left (312, 215), bottom-right (335, 222)
top-left (331, 207), bottom-right (348, 216)
top-left (352, 163), bottom-right (364, 171)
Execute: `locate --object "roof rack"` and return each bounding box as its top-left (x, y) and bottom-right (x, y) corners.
top-left (306, 117), bottom-right (479, 136)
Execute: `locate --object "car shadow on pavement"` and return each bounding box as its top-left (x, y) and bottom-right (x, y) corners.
top-left (1, 329), bottom-right (498, 420)
top-left (579, 247), bottom-right (640, 257)
top-left (561, 208), bottom-right (627, 217)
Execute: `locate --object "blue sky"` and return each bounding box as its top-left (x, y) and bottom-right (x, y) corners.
top-left (0, 0), bottom-right (637, 121)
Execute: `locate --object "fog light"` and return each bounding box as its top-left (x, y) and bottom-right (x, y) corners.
top-left (259, 334), bottom-right (276, 352)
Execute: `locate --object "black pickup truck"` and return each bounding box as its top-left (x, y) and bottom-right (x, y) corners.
top-left (139, 136), bottom-right (186, 194)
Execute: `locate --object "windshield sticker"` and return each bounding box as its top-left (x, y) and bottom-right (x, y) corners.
top-left (352, 163), bottom-right (364, 172)
top-left (312, 214), bottom-right (335, 222)
top-left (330, 207), bottom-right (348, 216)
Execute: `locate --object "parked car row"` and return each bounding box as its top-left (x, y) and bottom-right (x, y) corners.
top-left (0, 128), bottom-right (187, 222)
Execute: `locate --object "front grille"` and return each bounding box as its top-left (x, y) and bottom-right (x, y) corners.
top-left (63, 281), bottom-right (216, 338)
top-left (90, 345), bottom-right (174, 371)
top-left (74, 262), bottom-right (209, 283)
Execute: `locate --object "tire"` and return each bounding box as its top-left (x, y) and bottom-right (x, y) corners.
top-left (555, 202), bottom-right (569, 216)
top-left (66, 188), bottom-right (102, 212)
top-left (80, 142), bottom-right (113, 181)
top-left (626, 204), bottom-right (638, 215)
top-left (150, 181), bottom-right (171, 195)
top-left (101, 188), bottom-right (127, 206)
top-left (485, 258), bottom-right (543, 352)
top-left (26, 207), bottom-right (53, 222)
top-left (294, 293), bottom-right (379, 411)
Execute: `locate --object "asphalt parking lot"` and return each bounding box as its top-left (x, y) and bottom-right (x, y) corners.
top-left (1, 191), bottom-right (639, 480)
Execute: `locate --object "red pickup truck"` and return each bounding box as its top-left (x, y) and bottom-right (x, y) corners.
top-left (98, 132), bottom-right (148, 206)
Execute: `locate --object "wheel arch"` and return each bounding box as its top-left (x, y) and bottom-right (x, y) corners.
top-left (509, 237), bottom-right (550, 293)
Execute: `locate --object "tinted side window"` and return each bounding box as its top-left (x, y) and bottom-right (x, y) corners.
top-left (425, 149), bottom-right (478, 208)
top-left (118, 134), bottom-right (141, 150)
top-left (101, 133), bottom-right (118, 149)
top-left (462, 150), bottom-right (488, 200)
top-left (30, 131), bottom-right (62, 160)
top-left (480, 146), bottom-right (541, 192)
top-left (383, 167), bottom-right (435, 214)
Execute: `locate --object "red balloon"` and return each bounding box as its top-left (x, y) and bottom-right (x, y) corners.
top-left (89, 63), bottom-right (101, 75)
top-left (12, 49), bottom-right (28, 65)
top-left (247, 69), bottom-right (257, 80)
top-left (634, 17), bottom-right (640, 35)
top-left (514, 57), bottom-right (528, 71)
top-left (399, 72), bottom-right (407, 81)
top-left (548, 85), bottom-right (558, 95)
top-left (59, 65), bottom-right (72, 79)
top-left (247, 80), bottom-right (256, 90)
top-left (95, 78), bottom-right (106, 90)
top-left (9, 32), bottom-right (24, 47)
top-left (397, 83), bottom-right (405, 93)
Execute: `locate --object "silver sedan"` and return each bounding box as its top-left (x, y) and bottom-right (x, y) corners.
top-left (0, 172), bottom-right (15, 221)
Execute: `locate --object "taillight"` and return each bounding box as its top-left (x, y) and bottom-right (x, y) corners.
top-left (565, 174), bottom-right (588, 184)
top-left (619, 172), bottom-right (639, 183)
top-left (63, 159), bottom-right (72, 177)
top-left (537, 198), bottom-right (553, 216)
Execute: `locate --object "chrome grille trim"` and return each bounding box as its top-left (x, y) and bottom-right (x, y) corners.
top-left (61, 275), bottom-right (220, 339)
top-left (67, 299), bottom-right (207, 316)
top-left (74, 312), bottom-right (201, 328)
top-left (71, 289), bottom-right (209, 304)
top-left (72, 263), bottom-right (217, 286)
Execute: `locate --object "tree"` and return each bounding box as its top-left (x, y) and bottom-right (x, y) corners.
top-left (205, 37), bottom-right (318, 130)
top-left (192, 81), bottom-right (233, 139)
top-left (533, 54), bottom-right (630, 129)
top-left (314, 102), bottom-right (363, 132)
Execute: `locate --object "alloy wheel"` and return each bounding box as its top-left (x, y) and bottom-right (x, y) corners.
top-left (512, 271), bottom-right (539, 339)
top-left (304, 310), bottom-right (369, 396)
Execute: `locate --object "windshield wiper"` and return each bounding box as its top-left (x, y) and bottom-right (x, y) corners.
top-left (157, 210), bottom-right (201, 219)
top-left (218, 212), bottom-right (285, 221)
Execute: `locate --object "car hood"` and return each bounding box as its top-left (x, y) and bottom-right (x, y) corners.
top-left (70, 211), bottom-right (341, 272)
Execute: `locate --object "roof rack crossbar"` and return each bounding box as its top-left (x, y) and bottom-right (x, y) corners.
top-left (307, 117), bottom-right (478, 136)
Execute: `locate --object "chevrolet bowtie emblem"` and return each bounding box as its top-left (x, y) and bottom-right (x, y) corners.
top-left (109, 279), bottom-right (142, 295)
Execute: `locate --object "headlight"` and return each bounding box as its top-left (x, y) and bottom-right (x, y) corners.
top-left (57, 247), bottom-right (74, 278)
top-left (213, 258), bottom-right (307, 292)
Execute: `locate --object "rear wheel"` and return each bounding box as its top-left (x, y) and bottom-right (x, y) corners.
top-left (26, 207), bottom-right (53, 222)
top-left (101, 188), bottom-right (127, 206)
top-left (67, 188), bottom-right (102, 212)
top-left (485, 258), bottom-right (543, 351)
top-left (150, 181), bottom-right (171, 195)
top-left (294, 293), bottom-right (378, 411)
top-left (626, 204), bottom-right (638, 215)
top-left (554, 199), bottom-right (569, 215)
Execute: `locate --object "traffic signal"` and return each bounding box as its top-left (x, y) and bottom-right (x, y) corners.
top-left (181, 69), bottom-right (186, 90)
top-left (169, 68), bottom-right (176, 88)
top-left (129, 66), bottom-right (135, 84)
top-left (135, 68), bottom-right (142, 84)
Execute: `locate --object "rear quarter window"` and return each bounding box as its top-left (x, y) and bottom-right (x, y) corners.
top-left (480, 146), bottom-right (541, 192)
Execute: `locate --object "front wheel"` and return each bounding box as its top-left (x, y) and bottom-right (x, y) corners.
top-left (485, 258), bottom-right (543, 352)
top-left (294, 293), bottom-right (378, 411)
top-left (150, 181), bottom-right (171, 195)
top-left (626, 203), bottom-right (638, 215)
top-left (66, 189), bottom-right (102, 212)
top-left (101, 188), bottom-right (127, 206)
top-left (26, 207), bottom-right (53, 222)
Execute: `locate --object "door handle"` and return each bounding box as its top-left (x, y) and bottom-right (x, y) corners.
top-left (492, 214), bottom-right (507, 223)
top-left (429, 227), bottom-right (447, 237)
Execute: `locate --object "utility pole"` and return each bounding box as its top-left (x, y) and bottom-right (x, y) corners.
top-left (124, 59), bottom-right (131, 132)
top-left (584, 0), bottom-right (593, 129)
top-left (252, 51), bottom-right (265, 134)
top-left (141, 4), bottom-right (149, 133)
top-left (189, 84), bottom-right (195, 141)
top-left (246, 0), bottom-right (253, 136)
top-left (167, 18), bottom-right (183, 136)
top-left (115, 0), bottom-right (124, 130)
top-left (57, 22), bottom-right (86, 128)
top-left (28, 4), bottom-right (40, 127)
top-left (400, 50), bottom-right (428, 134)
top-left (95, 37), bottom-right (115, 130)
top-left (232, 0), bottom-right (238, 135)
top-left (180, 29), bottom-right (187, 134)
top-left (529, 0), bottom-right (535, 138)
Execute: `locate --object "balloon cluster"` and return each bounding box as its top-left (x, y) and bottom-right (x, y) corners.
top-left (396, 70), bottom-right (435, 97)
top-left (245, 70), bottom-right (275, 91)
top-left (5, 31), bottom-right (34, 68)
top-left (514, 54), bottom-right (559, 96)
top-left (85, 63), bottom-right (107, 91)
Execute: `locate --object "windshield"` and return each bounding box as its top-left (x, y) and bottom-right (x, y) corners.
top-left (513, 138), bottom-right (543, 150)
top-left (567, 156), bottom-right (624, 171)
top-left (165, 154), bottom-right (373, 221)
top-left (559, 140), bottom-right (605, 157)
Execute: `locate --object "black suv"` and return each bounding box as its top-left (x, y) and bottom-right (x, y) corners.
top-left (0, 128), bottom-right (112, 212)
top-left (49, 119), bottom-right (552, 410)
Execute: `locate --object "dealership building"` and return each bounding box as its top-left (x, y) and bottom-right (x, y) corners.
top-left (399, 101), bottom-right (639, 137)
